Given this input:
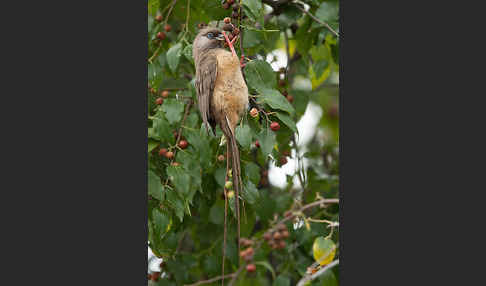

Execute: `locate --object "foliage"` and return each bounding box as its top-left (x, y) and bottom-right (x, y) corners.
top-left (148, 0), bottom-right (339, 285)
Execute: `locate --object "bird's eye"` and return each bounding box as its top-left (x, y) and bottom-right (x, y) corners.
top-left (207, 32), bottom-right (214, 39)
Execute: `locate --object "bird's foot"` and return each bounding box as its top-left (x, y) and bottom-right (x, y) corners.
top-left (222, 31), bottom-right (238, 59)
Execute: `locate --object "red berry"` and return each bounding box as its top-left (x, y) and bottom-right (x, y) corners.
top-left (164, 24), bottom-right (172, 32)
top-left (155, 97), bottom-right (163, 105)
top-left (246, 264), bottom-right (256, 272)
top-left (156, 31), bottom-right (166, 40)
top-left (255, 140), bottom-right (260, 148)
top-left (270, 122), bottom-right (280, 131)
top-left (282, 150), bottom-right (290, 156)
top-left (161, 90), bottom-right (169, 98)
top-left (155, 15), bottom-right (163, 22)
top-left (227, 0), bottom-right (234, 4)
top-left (165, 151), bottom-right (174, 159)
top-left (218, 154), bottom-right (225, 162)
top-left (281, 230), bottom-right (289, 239)
top-left (224, 17), bottom-right (231, 24)
top-left (150, 88), bottom-right (156, 94)
top-left (159, 148), bottom-right (168, 156)
top-left (263, 232), bottom-right (272, 241)
top-left (278, 240), bottom-right (286, 249)
top-left (223, 2), bottom-right (230, 9)
top-left (286, 95), bottom-right (294, 103)
top-left (178, 140), bottom-right (188, 149)
top-left (273, 232), bottom-right (282, 240)
top-left (280, 157), bottom-right (288, 166)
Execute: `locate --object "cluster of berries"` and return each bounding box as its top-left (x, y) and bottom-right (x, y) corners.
top-left (263, 223), bottom-right (290, 250)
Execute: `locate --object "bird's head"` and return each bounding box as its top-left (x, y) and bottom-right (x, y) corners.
top-left (193, 27), bottom-right (225, 63)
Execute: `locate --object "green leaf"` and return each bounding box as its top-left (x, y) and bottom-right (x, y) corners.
top-left (244, 162), bottom-right (260, 185)
top-left (152, 208), bottom-right (171, 239)
top-left (312, 2), bottom-right (339, 29)
top-left (182, 44), bottom-right (193, 63)
top-left (167, 165), bottom-right (191, 197)
top-left (244, 60), bottom-right (276, 92)
top-left (235, 124), bottom-right (252, 149)
top-left (161, 99), bottom-right (184, 125)
top-left (165, 188), bottom-right (185, 222)
top-left (148, 139), bottom-right (159, 152)
top-left (275, 112), bottom-right (298, 134)
top-left (256, 129), bottom-right (276, 158)
top-left (152, 113), bottom-right (173, 143)
top-left (242, 181), bottom-right (259, 204)
top-left (260, 88), bottom-right (295, 115)
top-left (166, 43), bottom-right (183, 73)
top-left (319, 268), bottom-right (338, 286)
top-left (242, 0), bottom-right (263, 24)
top-left (255, 261), bottom-right (276, 280)
top-left (209, 200), bottom-right (224, 225)
top-left (148, 170), bottom-right (164, 201)
top-left (273, 275), bottom-right (290, 286)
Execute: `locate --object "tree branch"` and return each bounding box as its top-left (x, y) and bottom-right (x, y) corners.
top-left (296, 259), bottom-right (339, 286)
top-left (184, 273), bottom-right (237, 286)
top-left (294, 4), bottom-right (340, 38)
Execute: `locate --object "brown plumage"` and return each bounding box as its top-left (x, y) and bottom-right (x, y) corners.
top-left (193, 27), bottom-right (248, 277)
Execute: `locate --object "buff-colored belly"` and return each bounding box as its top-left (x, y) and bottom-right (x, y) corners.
top-left (212, 50), bottom-right (249, 131)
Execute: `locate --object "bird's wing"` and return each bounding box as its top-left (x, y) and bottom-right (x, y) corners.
top-left (195, 53), bottom-right (218, 135)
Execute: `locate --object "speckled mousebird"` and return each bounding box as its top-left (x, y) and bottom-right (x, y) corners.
top-left (193, 27), bottom-right (248, 273)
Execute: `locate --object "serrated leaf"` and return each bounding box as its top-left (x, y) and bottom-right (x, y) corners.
top-left (209, 200), bottom-right (224, 225)
top-left (152, 208), bottom-right (171, 239)
top-left (148, 139), bottom-right (159, 152)
top-left (167, 165), bottom-right (191, 197)
top-left (235, 124), bottom-right (252, 149)
top-left (256, 129), bottom-right (276, 158)
top-left (242, 181), bottom-right (259, 204)
top-left (152, 113), bottom-right (173, 143)
top-left (260, 88), bottom-right (295, 115)
top-left (244, 60), bottom-right (276, 92)
top-left (275, 112), bottom-right (298, 134)
top-left (242, 0), bottom-right (263, 24)
top-left (312, 2), bottom-right (339, 29)
top-left (148, 170), bottom-right (164, 201)
top-left (166, 189), bottom-right (185, 222)
top-left (161, 99), bottom-right (184, 125)
top-left (182, 44), bottom-right (193, 63)
top-left (166, 43), bottom-right (183, 73)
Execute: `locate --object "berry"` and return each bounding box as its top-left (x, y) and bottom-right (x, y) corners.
top-left (255, 140), bottom-right (260, 148)
top-left (263, 232), bottom-right (272, 241)
top-left (280, 157), bottom-right (288, 166)
top-left (224, 17), bottom-right (231, 24)
top-left (246, 264), bottom-right (256, 272)
top-left (249, 107), bottom-right (258, 118)
top-left (281, 230), bottom-right (289, 239)
top-left (159, 148), bottom-right (168, 157)
top-left (165, 151), bottom-right (174, 159)
top-left (171, 162), bottom-right (180, 167)
top-left (273, 232), bottom-right (282, 240)
top-left (162, 90), bottom-right (169, 98)
top-left (225, 180), bottom-right (233, 190)
top-left (178, 140), bottom-right (188, 149)
top-left (222, 2), bottom-right (230, 9)
top-left (150, 88), bottom-right (156, 94)
top-left (282, 150), bottom-right (290, 157)
top-left (155, 15), bottom-right (163, 22)
top-left (278, 240), bottom-right (286, 249)
top-left (228, 0), bottom-right (234, 4)
top-left (286, 95), bottom-right (294, 103)
top-left (277, 224), bottom-right (287, 231)
top-left (164, 24), bottom-right (172, 32)
top-left (222, 23), bottom-right (233, 31)
top-left (218, 154), bottom-right (225, 162)
top-left (245, 247), bottom-right (254, 256)
top-left (156, 31), bottom-right (166, 40)
top-left (155, 97), bottom-right (163, 105)
top-left (270, 121), bottom-right (280, 131)
top-left (226, 190), bottom-right (235, 198)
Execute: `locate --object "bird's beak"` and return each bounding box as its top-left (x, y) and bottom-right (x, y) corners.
top-left (216, 34), bottom-right (225, 41)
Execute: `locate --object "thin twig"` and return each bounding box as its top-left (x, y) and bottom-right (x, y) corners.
top-left (294, 4), bottom-right (340, 38)
top-left (296, 259), bottom-right (339, 286)
top-left (184, 273), bottom-right (237, 286)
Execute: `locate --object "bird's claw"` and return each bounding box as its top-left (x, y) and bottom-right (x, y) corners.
top-left (222, 31), bottom-right (238, 59)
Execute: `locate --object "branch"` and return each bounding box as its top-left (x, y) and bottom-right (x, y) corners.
top-left (294, 4), bottom-right (340, 38)
top-left (184, 273), bottom-right (237, 286)
top-left (296, 259), bottom-right (339, 286)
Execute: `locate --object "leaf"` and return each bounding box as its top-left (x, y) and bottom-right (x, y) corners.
top-left (235, 124), bottom-right (252, 149)
top-left (165, 188), bottom-right (185, 222)
top-left (152, 209), bottom-right (171, 239)
top-left (148, 170), bottom-right (164, 201)
top-left (242, 0), bottom-right (263, 24)
top-left (312, 2), bottom-right (339, 29)
top-left (148, 139), bottom-right (159, 152)
top-left (244, 60), bottom-right (276, 92)
top-left (319, 269), bottom-right (338, 286)
top-left (161, 99), bottom-right (184, 125)
top-left (244, 162), bottom-right (260, 185)
top-left (167, 165), bottom-right (191, 197)
top-left (256, 129), bottom-right (276, 158)
top-left (313, 60), bottom-right (329, 79)
top-left (152, 113), bottom-right (173, 143)
top-left (166, 43), bottom-right (183, 73)
top-left (273, 275), bottom-right (290, 286)
top-left (275, 112), bottom-right (298, 134)
top-left (260, 88), bottom-right (295, 115)
top-left (242, 181), bottom-right (259, 205)
top-left (209, 200), bottom-right (224, 225)
top-left (182, 44), bottom-right (193, 63)
top-left (254, 261), bottom-right (276, 280)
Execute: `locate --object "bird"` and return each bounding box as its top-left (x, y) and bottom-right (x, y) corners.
top-left (193, 27), bottom-right (248, 276)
